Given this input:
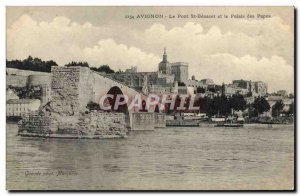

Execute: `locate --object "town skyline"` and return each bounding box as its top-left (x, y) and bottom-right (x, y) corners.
top-left (6, 53), bottom-right (293, 95)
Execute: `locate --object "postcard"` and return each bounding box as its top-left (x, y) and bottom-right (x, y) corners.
top-left (6, 6), bottom-right (294, 190)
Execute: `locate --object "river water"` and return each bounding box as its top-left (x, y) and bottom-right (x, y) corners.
top-left (6, 122), bottom-right (294, 190)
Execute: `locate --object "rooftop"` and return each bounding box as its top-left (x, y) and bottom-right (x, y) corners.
top-left (171, 62), bottom-right (189, 66)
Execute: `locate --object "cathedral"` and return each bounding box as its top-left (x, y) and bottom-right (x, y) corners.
top-left (158, 48), bottom-right (172, 75)
top-left (107, 48), bottom-right (190, 95)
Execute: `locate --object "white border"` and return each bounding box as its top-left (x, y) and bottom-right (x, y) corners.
top-left (1, 0), bottom-right (298, 195)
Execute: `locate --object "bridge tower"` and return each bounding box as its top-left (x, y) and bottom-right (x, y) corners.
top-left (50, 66), bottom-right (94, 116)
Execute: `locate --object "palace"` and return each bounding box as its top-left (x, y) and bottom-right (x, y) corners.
top-left (107, 48), bottom-right (190, 95)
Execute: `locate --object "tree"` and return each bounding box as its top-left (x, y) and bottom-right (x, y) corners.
top-left (206, 96), bottom-right (216, 117)
top-left (205, 95), bottom-right (231, 117)
top-left (6, 56), bottom-right (58, 72)
top-left (230, 94), bottom-right (247, 111)
top-left (214, 85), bottom-right (222, 94)
top-left (272, 100), bottom-right (284, 117)
top-left (207, 87), bottom-right (216, 93)
top-left (246, 103), bottom-right (255, 119)
top-left (221, 83), bottom-right (225, 95)
top-left (219, 95), bottom-right (231, 116)
top-left (10, 86), bottom-right (41, 99)
top-left (252, 96), bottom-right (270, 116)
top-left (246, 92), bottom-right (253, 97)
top-left (178, 82), bottom-right (186, 86)
top-left (116, 69), bottom-right (123, 73)
top-left (90, 65), bottom-right (115, 74)
top-left (154, 105), bottom-right (160, 113)
top-left (198, 96), bottom-right (209, 114)
top-left (65, 61), bottom-right (89, 67)
top-left (196, 87), bottom-right (206, 94)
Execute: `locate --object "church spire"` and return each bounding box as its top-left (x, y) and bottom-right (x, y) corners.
top-left (158, 47), bottom-right (171, 74)
top-left (163, 47), bottom-right (168, 62)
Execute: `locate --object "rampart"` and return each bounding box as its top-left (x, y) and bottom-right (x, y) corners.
top-left (6, 68), bottom-right (51, 88)
top-left (6, 75), bottom-right (28, 87)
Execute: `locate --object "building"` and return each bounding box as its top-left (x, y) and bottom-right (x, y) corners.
top-left (201, 78), bottom-right (215, 85)
top-left (223, 84), bottom-right (237, 96)
top-left (276, 90), bottom-right (288, 97)
top-left (125, 66), bottom-right (137, 73)
top-left (107, 71), bottom-right (175, 91)
top-left (186, 76), bottom-right (221, 96)
top-left (231, 79), bottom-right (267, 96)
top-left (6, 99), bottom-right (41, 117)
top-left (265, 96), bottom-right (294, 117)
top-left (186, 75), bottom-right (268, 98)
top-left (187, 78), bottom-right (206, 89)
top-left (107, 48), bottom-right (190, 94)
top-left (171, 62), bottom-right (189, 84)
top-left (254, 81), bottom-right (268, 96)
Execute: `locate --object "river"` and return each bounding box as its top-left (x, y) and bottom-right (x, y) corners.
top-left (6, 122), bottom-right (294, 190)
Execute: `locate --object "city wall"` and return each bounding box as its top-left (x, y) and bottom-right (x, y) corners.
top-left (6, 68), bottom-right (51, 88)
top-left (6, 75), bottom-right (28, 87)
top-left (7, 68), bottom-right (50, 76)
top-left (27, 75), bottom-right (52, 87)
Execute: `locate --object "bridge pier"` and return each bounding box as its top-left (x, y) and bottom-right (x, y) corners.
top-left (130, 112), bottom-right (166, 130)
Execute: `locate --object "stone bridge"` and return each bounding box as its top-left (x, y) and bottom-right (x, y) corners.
top-left (50, 66), bottom-right (165, 130)
top-left (93, 71), bottom-right (149, 112)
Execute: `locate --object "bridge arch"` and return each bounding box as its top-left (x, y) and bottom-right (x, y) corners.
top-left (106, 86), bottom-right (131, 128)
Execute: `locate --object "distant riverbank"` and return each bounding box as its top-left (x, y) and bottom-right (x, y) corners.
top-left (199, 122), bottom-right (294, 128)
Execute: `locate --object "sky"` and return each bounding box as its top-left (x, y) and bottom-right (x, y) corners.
top-left (6, 7), bottom-right (294, 93)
